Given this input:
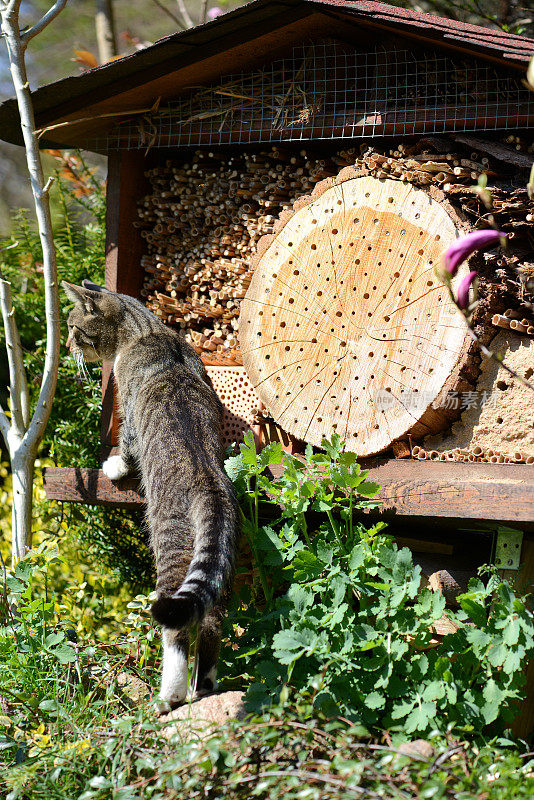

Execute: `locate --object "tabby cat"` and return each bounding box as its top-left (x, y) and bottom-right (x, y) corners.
top-left (63, 279), bottom-right (238, 710)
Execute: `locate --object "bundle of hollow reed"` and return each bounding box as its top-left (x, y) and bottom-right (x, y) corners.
top-left (492, 308), bottom-right (534, 335)
top-left (137, 147), bottom-right (336, 363)
top-left (410, 444), bottom-right (534, 464)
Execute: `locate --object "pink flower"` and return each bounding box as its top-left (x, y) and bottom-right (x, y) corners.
top-left (207, 6), bottom-right (223, 20)
top-left (443, 229), bottom-right (507, 277)
top-left (456, 270), bottom-right (478, 309)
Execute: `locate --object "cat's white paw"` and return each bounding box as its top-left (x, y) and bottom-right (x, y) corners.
top-left (159, 637), bottom-right (188, 707)
top-left (102, 455), bottom-right (129, 481)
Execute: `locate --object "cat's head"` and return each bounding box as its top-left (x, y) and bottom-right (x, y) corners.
top-left (63, 279), bottom-right (159, 361)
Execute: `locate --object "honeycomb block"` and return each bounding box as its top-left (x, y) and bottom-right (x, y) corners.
top-left (206, 366), bottom-right (262, 449)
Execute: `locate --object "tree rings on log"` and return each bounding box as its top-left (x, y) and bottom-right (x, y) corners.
top-left (239, 172), bottom-right (471, 455)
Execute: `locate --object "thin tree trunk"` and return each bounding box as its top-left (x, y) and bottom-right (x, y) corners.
top-left (0, 0), bottom-right (66, 564)
top-left (95, 0), bottom-right (117, 64)
top-left (11, 451), bottom-right (35, 563)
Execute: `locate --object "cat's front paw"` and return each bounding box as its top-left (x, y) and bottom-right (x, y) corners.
top-left (102, 455), bottom-right (130, 481)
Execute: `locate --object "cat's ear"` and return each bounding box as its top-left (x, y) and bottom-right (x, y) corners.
top-left (62, 281), bottom-right (100, 312)
top-left (81, 279), bottom-right (110, 294)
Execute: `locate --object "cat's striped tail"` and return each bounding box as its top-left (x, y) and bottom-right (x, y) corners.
top-left (151, 478), bottom-right (238, 630)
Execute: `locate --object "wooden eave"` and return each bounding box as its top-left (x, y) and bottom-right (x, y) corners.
top-left (0, 0), bottom-right (531, 152)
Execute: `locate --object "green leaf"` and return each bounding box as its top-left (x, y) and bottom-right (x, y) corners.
top-left (6, 577), bottom-right (25, 593)
top-left (411, 654), bottom-right (429, 681)
top-left (321, 433), bottom-right (343, 461)
top-left (390, 698), bottom-right (416, 720)
top-left (287, 584), bottom-right (314, 614)
top-left (44, 632), bottom-right (65, 648)
top-left (487, 641), bottom-right (508, 668)
top-left (481, 679), bottom-right (509, 724)
top-left (465, 628), bottom-right (492, 657)
top-left (503, 616), bottom-right (520, 646)
top-left (313, 498), bottom-right (335, 512)
top-left (314, 690), bottom-right (340, 716)
top-left (422, 682), bottom-right (446, 702)
top-left (291, 550), bottom-right (323, 581)
top-left (483, 678), bottom-right (507, 706)
top-left (404, 701), bottom-right (437, 734)
top-left (14, 561), bottom-right (33, 584)
top-left (52, 643), bottom-right (76, 664)
top-left (348, 545), bottom-right (365, 572)
top-left (459, 597), bottom-right (487, 627)
top-left (258, 441), bottom-right (283, 469)
top-left (224, 454), bottom-right (247, 485)
top-left (502, 648), bottom-right (523, 675)
top-left (256, 526), bottom-right (284, 567)
top-left (38, 699), bottom-right (59, 713)
top-left (357, 481), bottom-right (381, 497)
top-left (239, 431), bottom-right (258, 466)
top-left (89, 776), bottom-right (112, 790)
top-left (316, 540), bottom-right (334, 566)
top-left (272, 628), bottom-right (318, 664)
top-left (365, 691), bottom-right (385, 710)
top-left (0, 737), bottom-right (17, 752)
top-left (338, 452), bottom-right (360, 468)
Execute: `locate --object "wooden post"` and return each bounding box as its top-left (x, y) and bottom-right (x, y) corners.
top-left (500, 536), bottom-right (534, 739)
top-left (101, 150), bottom-right (148, 457)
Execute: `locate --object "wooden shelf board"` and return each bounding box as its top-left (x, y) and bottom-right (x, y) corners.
top-left (43, 461), bottom-right (534, 522)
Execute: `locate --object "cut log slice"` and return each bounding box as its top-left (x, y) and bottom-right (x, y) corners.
top-left (239, 173), bottom-right (471, 455)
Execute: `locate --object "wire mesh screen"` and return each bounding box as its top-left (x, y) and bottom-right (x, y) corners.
top-left (93, 40), bottom-right (532, 151)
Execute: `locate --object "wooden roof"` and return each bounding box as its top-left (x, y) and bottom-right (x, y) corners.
top-left (0, 0), bottom-right (532, 150)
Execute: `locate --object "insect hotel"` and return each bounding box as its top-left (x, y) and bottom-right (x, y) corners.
top-left (1, 0), bottom-right (533, 729)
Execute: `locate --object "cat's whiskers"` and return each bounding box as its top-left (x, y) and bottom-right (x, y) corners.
top-left (73, 348), bottom-right (90, 382)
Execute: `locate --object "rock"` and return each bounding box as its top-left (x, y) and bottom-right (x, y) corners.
top-left (116, 671), bottom-right (152, 705)
top-left (397, 739), bottom-right (435, 760)
top-left (160, 691), bottom-right (246, 739)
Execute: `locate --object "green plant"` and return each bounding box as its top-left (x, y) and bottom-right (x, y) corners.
top-left (1, 514), bottom-right (533, 799)
top-left (222, 433), bottom-right (534, 739)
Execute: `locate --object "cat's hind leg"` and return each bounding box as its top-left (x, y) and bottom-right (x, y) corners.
top-left (159, 627), bottom-right (189, 711)
top-left (194, 599), bottom-right (227, 697)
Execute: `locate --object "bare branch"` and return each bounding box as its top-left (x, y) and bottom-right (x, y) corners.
top-left (200, 1), bottom-right (209, 25)
top-left (150, 0), bottom-right (184, 28)
top-left (95, 0), bottom-right (117, 64)
top-left (176, 0), bottom-right (194, 29)
top-left (21, 0), bottom-right (69, 45)
top-left (0, 279), bottom-right (27, 435)
top-left (41, 175), bottom-right (55, 196)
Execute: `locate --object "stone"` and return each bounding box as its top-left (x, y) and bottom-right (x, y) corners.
top-left (160, 691), bottom-right (246, 739)
top-left (397, 739), bottom-right (435, 760)
top-left (116, 671), bottom-right (152, 705)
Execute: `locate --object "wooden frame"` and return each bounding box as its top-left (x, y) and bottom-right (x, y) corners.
top-left (54, 145), bottom-right (534, 526)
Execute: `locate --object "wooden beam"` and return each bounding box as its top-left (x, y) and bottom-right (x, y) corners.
top-left (101, 150), bottom-right (149, 453)
top-left (108, 105), bottom-right (534, 150)
top-left (364, 459), bottom-right (534, 522)
top-left (43, 461), bottom-right (534, 523)
top-left (43, 467), bottom-right (145, 508)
